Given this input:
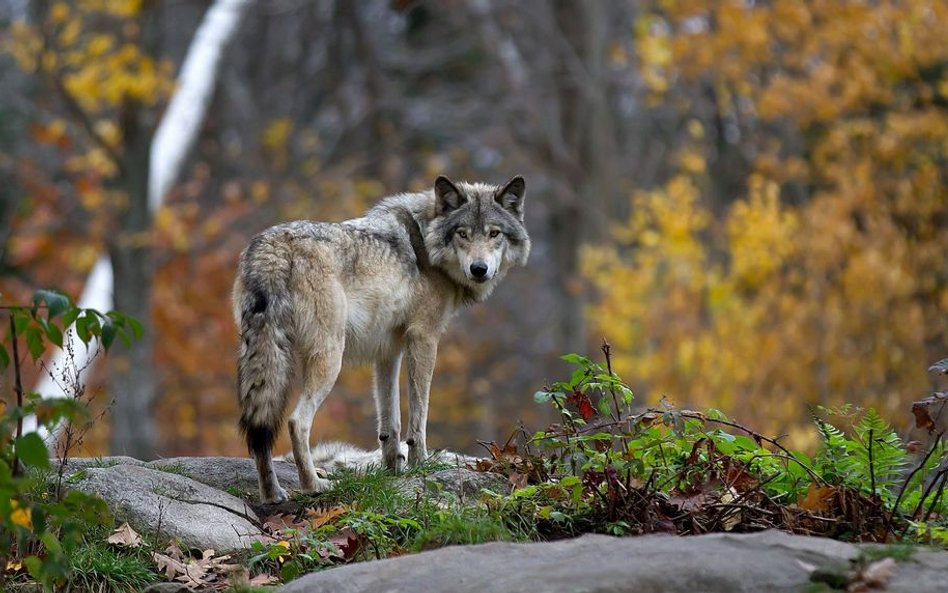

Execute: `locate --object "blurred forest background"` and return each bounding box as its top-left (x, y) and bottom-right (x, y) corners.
top-left (0, 0), bottom-right (946, 458)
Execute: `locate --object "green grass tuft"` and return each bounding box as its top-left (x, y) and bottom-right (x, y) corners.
top-left (68, 543), bottom-right (160, 593)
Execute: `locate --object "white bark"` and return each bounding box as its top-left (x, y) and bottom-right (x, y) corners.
top-left (22, 256), bottom-right (113, 436)
top-left (28, 0), bottom-right (254, 441)
top-left (150, 0), bottom-right (254, 212)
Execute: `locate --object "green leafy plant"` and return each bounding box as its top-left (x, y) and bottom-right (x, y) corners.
top-left (480, 346), bottom-right (946, 543)
top-left (0, 289), bottom-right (141, 590)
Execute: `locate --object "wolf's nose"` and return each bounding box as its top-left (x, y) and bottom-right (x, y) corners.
top-left (470, 262), bottom-right (489, 278)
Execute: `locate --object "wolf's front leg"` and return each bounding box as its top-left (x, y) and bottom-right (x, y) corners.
top-left (374, 354), bottom-right (404, 472)
top-left (406, 335), bottom-right (438, 466)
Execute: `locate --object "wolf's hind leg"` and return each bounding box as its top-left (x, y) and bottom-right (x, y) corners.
top-left (289, 347), bottom-right (343, 493)
top-left (254, 453), bottom-right (288, 503)
top-left (374, 353), bottom-right (404, 472)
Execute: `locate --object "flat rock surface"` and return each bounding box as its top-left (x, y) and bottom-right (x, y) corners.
top-left (67, 464), bottom-right (267, 552)
top-left (143, 456), bottom-right (301, 497)
top-left (279, 530), bottom-right (948, 593)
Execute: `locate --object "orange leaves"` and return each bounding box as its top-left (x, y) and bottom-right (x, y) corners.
top-left (587, 0), bottom-right (948, 444)
top-left (797, 483), bottom-right (837, 513)
top-left (306, 505), bottom-right (349, 529)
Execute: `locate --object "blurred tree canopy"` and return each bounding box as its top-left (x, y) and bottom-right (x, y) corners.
top-left (0, 0), bottom-right (945, 456)
top-left (585, 0), bottom-right (948, 447)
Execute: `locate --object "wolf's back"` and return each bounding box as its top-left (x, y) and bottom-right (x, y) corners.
top-left (234, 235), bottom-right (296, 459)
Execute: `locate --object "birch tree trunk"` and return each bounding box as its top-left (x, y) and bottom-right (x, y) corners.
top-left (29, 0), bottom-right (254, 456)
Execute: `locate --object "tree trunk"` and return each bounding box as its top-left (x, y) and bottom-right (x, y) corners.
top-left (107, 97), bottom-right (157, 458)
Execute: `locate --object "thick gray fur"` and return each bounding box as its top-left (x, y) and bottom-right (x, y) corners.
top-left (233, 175), bottom-right (529, 503)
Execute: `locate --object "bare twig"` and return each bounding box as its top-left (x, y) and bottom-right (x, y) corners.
top-left (884, 431), bottom-right (943, 540)
top-left (601, 338), bottom-right (621, 422)
top-left (10, 314), bottom-right (24, 477)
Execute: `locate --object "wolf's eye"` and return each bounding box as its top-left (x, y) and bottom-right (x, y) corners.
top-left (456, 229), bottom-right (468, 239)
top-left (489, 230), bottom-right (500, 238)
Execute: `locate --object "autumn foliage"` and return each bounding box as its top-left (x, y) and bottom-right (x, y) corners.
top-left (585, 0), bottom-right (948, 446)
top-left (1, 1), bottom-right (946, 457)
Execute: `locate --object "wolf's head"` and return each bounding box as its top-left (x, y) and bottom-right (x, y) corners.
top-left (425, 175), bottom-right (531, 301)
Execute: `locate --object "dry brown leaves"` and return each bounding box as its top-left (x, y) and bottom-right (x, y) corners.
top-left (151, 541), bottom-right (241, 590)
top-left (106, 522), bottom-right (142, 548)
top-left (911, 392), bottom-right (948, 433)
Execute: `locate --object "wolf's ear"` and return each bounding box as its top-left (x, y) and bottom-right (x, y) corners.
top-left (495, 175), bottom-right (526, 220)
top-left (434, 175), bottom-right (465, 214)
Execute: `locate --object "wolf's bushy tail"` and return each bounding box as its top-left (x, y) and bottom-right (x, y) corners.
top-left (236, 265), bottom-right (294, 461)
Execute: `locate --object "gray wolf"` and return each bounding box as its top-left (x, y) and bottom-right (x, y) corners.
top-left (233, 175), bottom-right (529, 503)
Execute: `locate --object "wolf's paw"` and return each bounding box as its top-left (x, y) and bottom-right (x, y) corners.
top-left (261, 485), bottom-right (289, 505)
top-left (301, 475), bottom-right (332, 494)
top-left (407, 447), bottom-right (428, 467)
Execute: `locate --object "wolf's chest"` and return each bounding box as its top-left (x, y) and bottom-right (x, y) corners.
top-left (342, 289), bottom-right (410, 363)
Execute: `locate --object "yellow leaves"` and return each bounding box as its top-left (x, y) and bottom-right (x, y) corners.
top-left (635, 16), bottom-right (672, 94)
top-left (154, 204), bottom-right (200, 253)
top-left (7, 5), bottom-right (177, 113)
top-left (726, 175), bottom-right (797, 288)
top-left (109, 0), bottom-right (144, 18)
top-left (58, 17), bottom-right (82, 47)
top-left (79, 0), bottom-right (142, 18)
top-left (6, 500), bottom-right (33, 531)
top-left (87, 34), bottom-right (114, 57)
top-left (263, 118), bottom-right (293, 152)
top-left (50, 2), bottom-right (71, 24)
top-left (262, 118), bottom-right (294, 170)
top-left (677, 148), bottom-right (706, 175)
top-left (250, 180), bottom-right (271, 204)
top-left (6, 21), bottom-right (43, 71)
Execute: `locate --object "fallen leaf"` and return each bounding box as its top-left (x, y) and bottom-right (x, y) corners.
top-left (249, 573), bottom-right (280, 586)
top-left (719, 487), bottom-right (741, 531)
top-left (305, 505), bottom-right (348, 529)
top-left (798, 483), bottom-right (837, 512)
top-left (107, 522), bottom-right (143, 548)
top-left (152, 551), bottom-right (187, 581)
top-left (472, 459), bottom-right (494, 472)
top-left (264, 513), bottom-right (304, 533)
top-left (668, 490), bottom-right (711, 513)
top-left (152, 545), bottom-right (239, 589)
top-left (508, 471), bottom-right (529, 490)
top-left (328, 528), bottom-right (362, 560)
top-left (164, 540), bottom-right (186, 561)
top-left (911, 393), bottom-right (948, 433)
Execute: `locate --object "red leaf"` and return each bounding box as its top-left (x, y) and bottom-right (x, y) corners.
top-left (567, 389), bottom-right (596, 420)
top-left (328, 528), bottom-right (361, 561)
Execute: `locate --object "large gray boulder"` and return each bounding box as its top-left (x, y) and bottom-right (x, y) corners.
top-left (67, 464), bottom-right (267, 552)
top-left (144, 456), bottom-right (301, 497)
top-left (279, 530), bottom-right (948, 593)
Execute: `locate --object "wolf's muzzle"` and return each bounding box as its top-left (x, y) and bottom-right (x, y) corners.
top-left (470, 261), bottom-right (489, 280)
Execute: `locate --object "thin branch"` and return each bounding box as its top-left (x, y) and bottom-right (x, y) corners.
top-left (601, 338), bottom-right (621, 422)
top-left (48, 76), bottom-right (123, 167)
top-left (884, 431), bottom-right (943, 539)
top-left (10, 314), bottom-right (24, 477)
